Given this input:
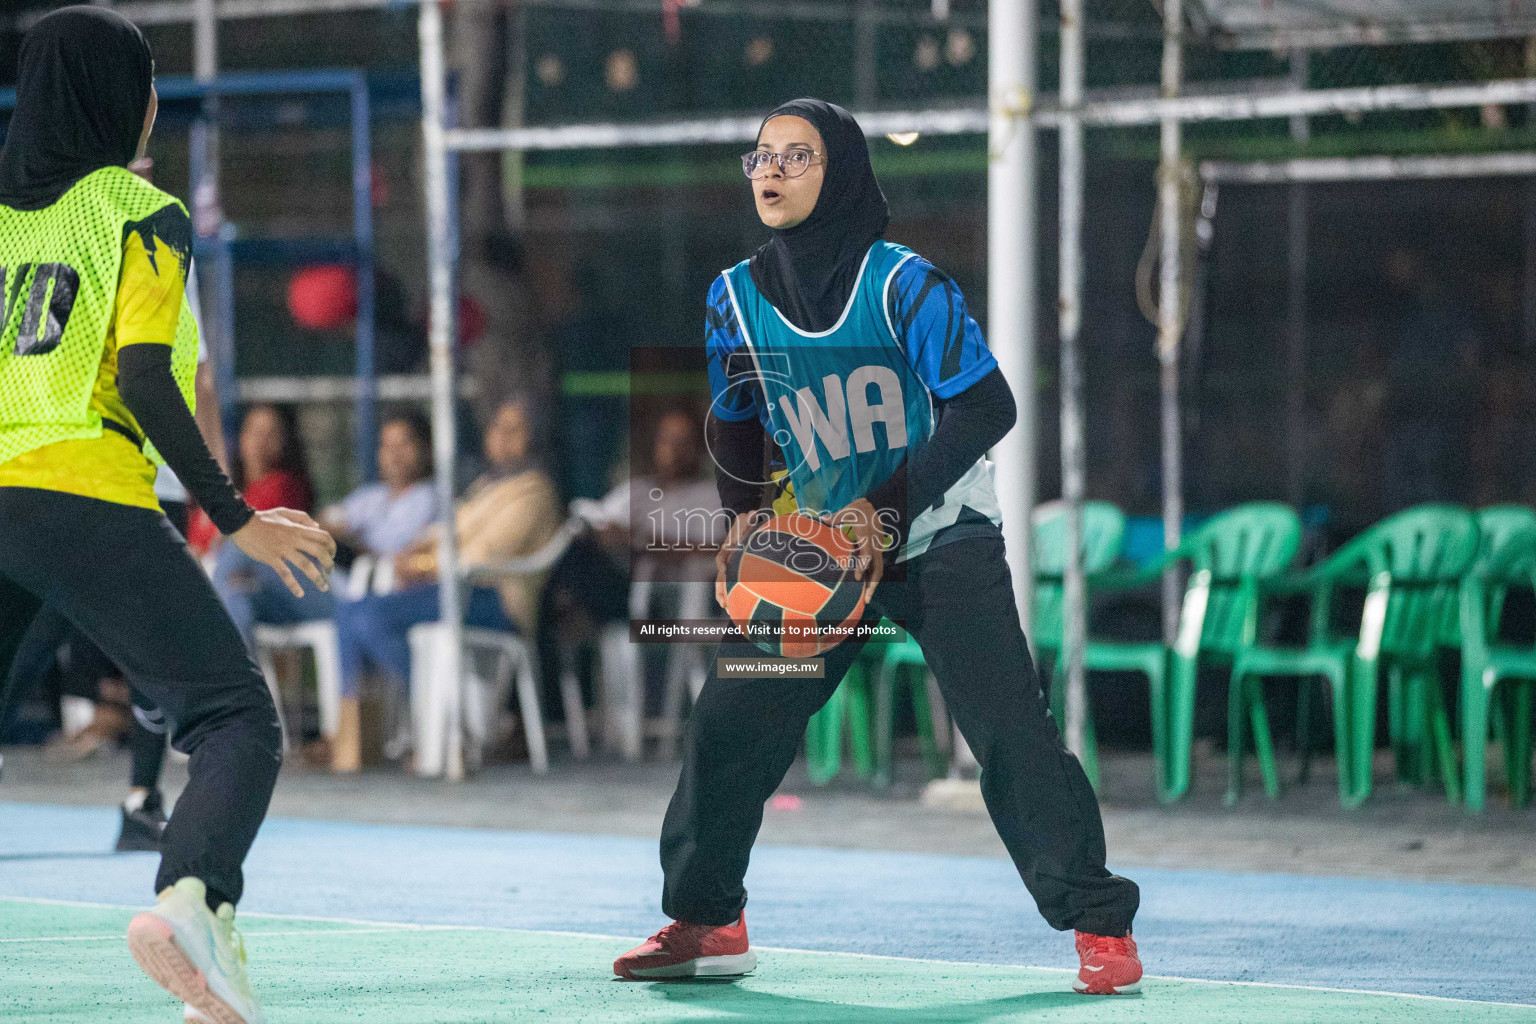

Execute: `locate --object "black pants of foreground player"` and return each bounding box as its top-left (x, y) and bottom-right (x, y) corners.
top-left (661, 528), bottom-right (1140, 937)
top-left (0, 488), bottom-right (281, 908)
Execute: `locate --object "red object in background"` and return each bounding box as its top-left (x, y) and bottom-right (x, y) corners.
top-left (429, 294), bottom-right (488, 348)
top-left (184, 470), bottom-right (314, 557)
top-left (370, 164), bottom-right (391, 208)
top-left (185, 507), bottom-right (217, 556)
top-left (244, 470), bottom-right (315, 515)
top-left (457, 294), bottom-right (488, 347)
top-left (287, 265), bottom-right (358, 330)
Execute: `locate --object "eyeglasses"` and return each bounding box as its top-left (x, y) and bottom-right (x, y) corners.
top-left (741, 148), bottom-right (822, 180)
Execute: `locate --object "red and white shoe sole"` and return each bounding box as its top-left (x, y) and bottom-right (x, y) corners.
top-left (127, 913), bottom-right (250, 1024)
top-left (622, 950), bottom-right (758, 980)
top-left (1073, 976), bottom-right (1142, 995)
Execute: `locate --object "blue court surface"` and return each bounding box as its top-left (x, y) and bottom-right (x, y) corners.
top-left (2, 800), bottom-right (1533, 1021)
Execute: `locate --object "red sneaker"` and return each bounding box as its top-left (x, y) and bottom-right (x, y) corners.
top-left (613, 913), bottom-right (757, 980)
top-left (1073, 931), bottom-right (1142, 994)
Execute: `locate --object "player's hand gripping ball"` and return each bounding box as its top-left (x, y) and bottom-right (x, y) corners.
top-left (724, 513), bottom-right (869, 658)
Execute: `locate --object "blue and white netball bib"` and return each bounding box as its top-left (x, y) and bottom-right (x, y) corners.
top-left (706, 240), bottom-right (1002, 562)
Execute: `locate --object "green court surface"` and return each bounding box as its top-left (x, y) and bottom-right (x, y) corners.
top-left (2, 898), bottom-right (1529, 1024)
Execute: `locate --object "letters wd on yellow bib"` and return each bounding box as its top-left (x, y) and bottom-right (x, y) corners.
top-left (0, 165), bottom-right (199, 508)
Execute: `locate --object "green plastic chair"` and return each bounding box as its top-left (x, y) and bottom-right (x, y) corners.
top-left (1164, 503), bottom-right (1303, 803)
top-left (1031, 501), bottom-right (1127, 790)
top-left (1135, 503), bottom-right (1303, 803)
top-left (1432, 506), bottom-right (1536, 802)
top-left (804, 619), bottom-right (947, 787)
top-left (1458, 522), bottom-right (1536, 813)
top-left (1231, 505), bottom-right (1479, 807)
top-left (805, 652), bottom-right (875, 785)
top-left (1040, 502), bottom-right (1301, 802)
top-left (1439, 506), bottom-right (1536, 646)
top-left (870, 629), bottom-right (949, 786)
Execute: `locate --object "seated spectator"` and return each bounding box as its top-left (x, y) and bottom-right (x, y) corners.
top-left (209, 404), bottom-right (328, 647)
top-left (319, 410), bottom-right (440, 578)
top-left (548, 409), bottom-right (722, 726)
top-left (329, 396), bottom-right (562, 772)
top-left (580, 407), bottom-right (727, 573)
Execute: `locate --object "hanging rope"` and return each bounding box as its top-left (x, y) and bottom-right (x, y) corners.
top-left (1135, 156), bottom-right (1203, 338)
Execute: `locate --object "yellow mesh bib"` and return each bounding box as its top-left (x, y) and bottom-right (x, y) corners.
top-left (0, 166), bottom-right (198, 467)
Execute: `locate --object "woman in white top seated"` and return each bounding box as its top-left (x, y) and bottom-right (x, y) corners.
top-left (320, 410), bottom-right (439, 570)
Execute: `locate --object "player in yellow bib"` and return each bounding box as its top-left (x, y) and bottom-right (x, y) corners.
top-left (0, 10), bottom-right (335, 1023)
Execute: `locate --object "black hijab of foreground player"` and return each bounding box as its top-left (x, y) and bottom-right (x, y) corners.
top-left (0, 6), bottom-right (155, 211)
top-left (747, 98), bottom-right (890, 333)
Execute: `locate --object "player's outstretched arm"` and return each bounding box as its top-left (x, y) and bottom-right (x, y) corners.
top-left (118, 343), bottom-right (335, 597)
top-left (231, 508), bottom-right (337, 598)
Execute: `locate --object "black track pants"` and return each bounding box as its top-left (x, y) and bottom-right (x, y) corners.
top-left (660, 531), bottom-right (1140, 937)
top-left (0, 488), bottom-right (279, 906)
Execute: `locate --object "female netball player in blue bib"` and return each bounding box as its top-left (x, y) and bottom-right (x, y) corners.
top-left (614, 99), bottom-right (1143, 994)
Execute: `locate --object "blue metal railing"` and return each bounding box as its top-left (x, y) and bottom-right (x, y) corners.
top-left (1, 69), bottom-right (379, 482)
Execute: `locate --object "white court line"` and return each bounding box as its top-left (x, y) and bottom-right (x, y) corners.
top-left (3, 895), bottom-right (1531, 1011)
top-left (0, 927), bottom-right (462, 945)
top-left (1, 894), bottom-right (454, 932)
top-left (753, 943), bottom-right (1536, 1010)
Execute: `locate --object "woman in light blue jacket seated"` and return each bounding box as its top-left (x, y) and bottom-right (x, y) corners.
top-left (213, 410), bottom-right (438, 649)
top-left (320, 410), bottom-right (439, 580)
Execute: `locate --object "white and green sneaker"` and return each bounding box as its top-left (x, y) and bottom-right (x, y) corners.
top-left (126, 877), bottom-right (265, 1024)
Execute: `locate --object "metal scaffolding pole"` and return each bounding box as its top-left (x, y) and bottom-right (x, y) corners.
top-left (1528, 180), bottom-right (1536, 353)
top-left (1285, 51), bottom-right (1310, 509)
top-left (418, 0), bottom-right (466, 780)
top-left (1072, 77), bottom-right (1536, 127)
top-left (855, 0), bottom-right (879, 109)
top-left (1157, 0), bottom-right (1184, 648)
top-left (1201, 151), bottom-right (1536, 183)
top-left (351, 81), bottom-right (379, 482)
top-left (988, 0), bottom-right (1038, 632)
top-left (438, 79), bottom-right (1536, 155)
top-left (1057, 0), bottom-right (1088, 762)
top-left (189, 0), bottom-right (238, 445)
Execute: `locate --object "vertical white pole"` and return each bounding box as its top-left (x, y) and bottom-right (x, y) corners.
top-left (1526, 181), bottom-right (1536, 352)
top-left (192, 0), bottom-right (216, 81)
top-left (989, 0), bottom-right (1038, 633)
top-left (190, 0), bottom-right (238, 443)
top-left (419, 0), bottom-right (465, 780)
top-left (1527, 40), bottom-right (1536, 353)
top-left (1157, 0), bottom-right (1185, 646)
top-left (1058, 0), bottom-right (1088, 761)
top-left (855, 0), bottom-right (878, 109)
top-left (1285, 50), bottom-right (1310, 506)
top-left (192, 0), bottom-right (218, 220)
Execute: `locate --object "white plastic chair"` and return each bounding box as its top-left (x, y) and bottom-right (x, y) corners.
top-left (408, 622), bottom-right (548, 776)
top-left (655, 574), bottom-right (714, 760)
top-left (587, 560), bottom-right (650, 762)
top-left (252, 620), bottom-right (342, 755)
top-left (250, 555), bottom-right (387, 755)
top-left (410, 517), bottom-right (591, 776)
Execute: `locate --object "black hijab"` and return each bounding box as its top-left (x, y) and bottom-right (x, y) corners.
top-left (0, 7), bottom-right (155, 211)
top-left (748, 98), bottom-right (889, 333)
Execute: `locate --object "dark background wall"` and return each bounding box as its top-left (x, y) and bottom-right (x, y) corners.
top-left (3, 1), bottom-right (1532, 520)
